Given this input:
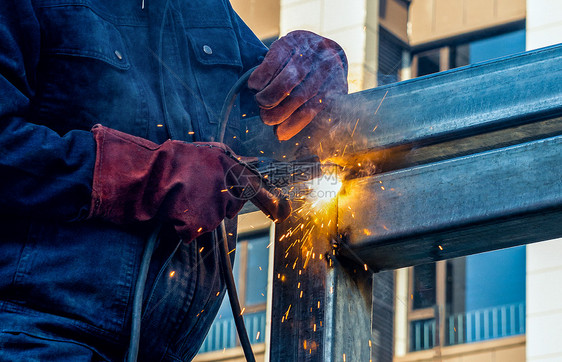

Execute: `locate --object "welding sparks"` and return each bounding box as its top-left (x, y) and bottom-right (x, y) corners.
top-left (374, 90), bottom-right (388, 116)
top-left (306, 174), bottom-right (343, 209)
top-left (350, 118), bottom-right (360, 138)
top-left (285, 304), bottom-right (292, 319)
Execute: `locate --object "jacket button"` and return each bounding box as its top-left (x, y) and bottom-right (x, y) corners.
top-left (114, 50), bottom-right (123, 60)
top-left (203, 45), bottom-right (213, 55)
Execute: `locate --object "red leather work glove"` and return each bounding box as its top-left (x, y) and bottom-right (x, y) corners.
top-left (88, 125), bottom-right (291, 242)
top-left (248, 30), bottom-right (348, 141)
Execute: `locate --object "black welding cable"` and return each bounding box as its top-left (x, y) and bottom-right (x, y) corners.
top-left (126, 223), bottom-right (161, 362)
top-left (126, 66), bottom-right (259, 362)
top-left (215, 223), bottom-right (256, 362)
top-left (213, 65), bottom-right (259, 362)
top-left (216, 66), bottom-right (258, 142)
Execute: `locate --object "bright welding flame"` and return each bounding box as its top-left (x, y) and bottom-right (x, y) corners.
top-left (306, 173), bottom-right (343, 209)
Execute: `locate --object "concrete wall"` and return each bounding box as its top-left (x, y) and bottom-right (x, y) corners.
top-left (231, 0), bottom-right (280, 40)
top-left (394, 336), bottom-right (525, 362)
top-left (526, 240), bottom-right (562, 362)
top-left (194, 344), bottom-right (266, 362)
top-left (525, 2), bottom-right (562, 361)
top-left (379, 0), bottom-right (409, 43)
top-left (526, 0), bottom-right (562, 49)
top-left (409, 0), bottom-right (526, 46)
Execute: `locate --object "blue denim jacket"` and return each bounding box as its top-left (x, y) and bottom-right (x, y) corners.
top-left (0, 0), bottom-right (270, 360)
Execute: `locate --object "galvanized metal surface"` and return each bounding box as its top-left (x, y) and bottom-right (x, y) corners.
top-left (269, 200), bottom-right (374, 362)
top-left (309, 44), bottom-right (562, 165)
top-left (338, 135), bottom-right (562, 270)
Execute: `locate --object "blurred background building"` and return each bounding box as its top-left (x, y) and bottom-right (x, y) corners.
top-left (195, 1), bottom-right (562, 361)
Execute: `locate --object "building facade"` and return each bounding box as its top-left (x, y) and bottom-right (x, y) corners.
top-left (195, 1), bottom-right (562, 361)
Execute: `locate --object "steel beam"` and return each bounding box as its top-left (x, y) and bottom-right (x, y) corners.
top-left (264, 44), bottom-right (562, 361)
top-left (275, 44), bottom-right (562, 269)
top-left (337, 135), bottom-right (562, 270)
top-left (309, 44), bottom-right (562, 166)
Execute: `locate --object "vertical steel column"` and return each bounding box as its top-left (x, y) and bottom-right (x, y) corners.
top-left (269, 178), bottom-right (374, 361)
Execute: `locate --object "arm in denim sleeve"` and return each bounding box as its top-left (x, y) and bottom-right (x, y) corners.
top-left (0, 1), bottom-right (95, 221)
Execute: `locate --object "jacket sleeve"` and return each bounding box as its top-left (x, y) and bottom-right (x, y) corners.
top-left (0, 1), bottom-right (96, 221)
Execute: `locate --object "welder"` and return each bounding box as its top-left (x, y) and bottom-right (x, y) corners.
top-left (0, 0), bottom-right (347, 360)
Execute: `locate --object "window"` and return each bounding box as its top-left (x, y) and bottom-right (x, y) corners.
top-left (407, 247), bottom-right (526, 352)
top-left (412, 263), bottom-right (436, 309)
top-left (407, 262), bottom-right (441, 352)
top-left (412, 29), bottom-right (526, 78)
top-left (198, 232), bottom-right (271, 353)
top-left (378, 27), bottom-right (405, 86)
top-left (446, 247), bottom-right (526, 346)
top-left (415, 48), bottom-right (442, 77)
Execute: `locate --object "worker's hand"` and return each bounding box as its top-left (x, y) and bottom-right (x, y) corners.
top-left (248, 30), bottom-right (348, 141)
top-left (88, 125), bottom-right (291, 241)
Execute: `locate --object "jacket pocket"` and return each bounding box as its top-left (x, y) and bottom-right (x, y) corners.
top-left (187, 27), bottom-right (243, 129)
top-left (38, 4), bottom-right (130, 69)
top-left (34, 4), bottom-right (146, 137)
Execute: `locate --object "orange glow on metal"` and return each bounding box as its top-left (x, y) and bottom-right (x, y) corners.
top-left (306, 175), bottom-right (342, 210)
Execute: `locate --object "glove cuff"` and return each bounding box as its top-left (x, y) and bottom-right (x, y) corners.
top-left (88, 124), bottom-right (160, 222)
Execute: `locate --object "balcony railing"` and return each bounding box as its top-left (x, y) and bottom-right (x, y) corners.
top-left (411, 302), bottom-right (526, 352)
top-left (199, 311), bottom-right (267, 353)
top-left (447, 302), bottom-right (525, 345)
